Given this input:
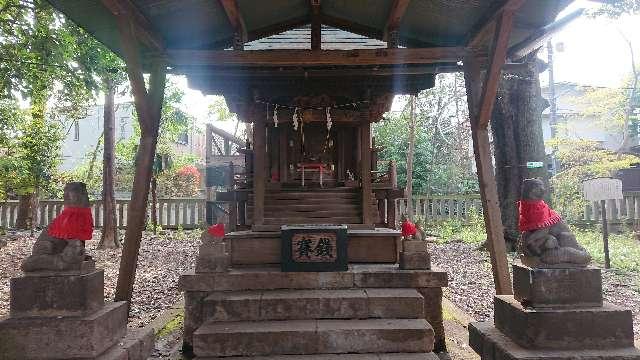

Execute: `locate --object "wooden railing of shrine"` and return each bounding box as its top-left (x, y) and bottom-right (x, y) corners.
top-left (395, 194), bottom-right (483, 224)
top-left (0, 198), bottom-right (207, 230)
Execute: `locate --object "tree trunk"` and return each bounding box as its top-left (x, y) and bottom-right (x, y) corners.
top-left (405, 95), bottom-right (416, 221)
top-left (491, 55), bottom-right (549, 247)
top-left (98, 79), bottom-right (120, 249)
top-left (15, 193), bottom-right (38, 230)
top-left (618, 33), bottom-right (638, 153)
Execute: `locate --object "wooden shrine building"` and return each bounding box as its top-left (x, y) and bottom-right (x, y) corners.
top-left (45, 0), bottom-right (573, 358)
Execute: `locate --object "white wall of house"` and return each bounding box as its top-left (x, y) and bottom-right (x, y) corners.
top-left (541, 82), bottom-right (625, 153)
top-left (60, 103), bottom-right (135, 171)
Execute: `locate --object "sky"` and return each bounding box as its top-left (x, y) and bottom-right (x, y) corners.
top-left (133, 0), bottom-right (640, 132)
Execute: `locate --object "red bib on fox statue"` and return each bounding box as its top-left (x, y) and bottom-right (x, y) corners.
top-left (401, 218), bottom-right (417, 238)
top-left (518, 199), bottom-right (562, 232)
top-left (48, 207), bottom-right (94, 240)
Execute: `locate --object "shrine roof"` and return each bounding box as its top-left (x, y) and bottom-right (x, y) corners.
top-left (244, 25), bottom-right (387, 51)
top-left (46, 0), bottom-right (572, 69)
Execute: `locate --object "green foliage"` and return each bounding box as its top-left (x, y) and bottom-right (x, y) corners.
top-left (422, 210), bottom-right (487, 245)
top-left (374, 73), bottom-right (477, 195)
top-left (157, 164), bottom-right (201, 198)
top-left (0, 0), bottom-right (126, 203)
top-left (574, 228), bottom-right (640, 272)
top-left (111, 79), bottom-right (200, 194)
top-left (547, 138), bottom-right (637, 221)
top-left (0, 106), bottom-right (63, 199)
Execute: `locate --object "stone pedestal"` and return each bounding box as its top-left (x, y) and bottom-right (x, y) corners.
top-left (469, 262), bottom-right (640, 359)
top-left (195, 242), bottom-right (230, 273)
top-left (400, 241), bottom-right (431, 270)
top-left (0, 268), bottom-right (154, 360)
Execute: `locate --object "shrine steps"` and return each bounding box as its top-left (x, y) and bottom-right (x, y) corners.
top-left (201, 288), bottom-right (425, 322)
top-left (193, 319), bottom-right (433, 357)
top-left (180, 265), bottom-right (448, 358)
top-left (247, 187), bottom-right (379, 227)
top-left (197, 354), bottom-right (440, 360)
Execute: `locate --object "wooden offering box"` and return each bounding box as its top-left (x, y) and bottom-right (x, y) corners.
top-left (281, 225), bottom-right (348, 272)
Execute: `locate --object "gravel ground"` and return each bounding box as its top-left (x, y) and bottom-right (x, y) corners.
top-left (431, 241), bottom-right (640, 339)
top-left (0, 230), bottom-right (200, 328)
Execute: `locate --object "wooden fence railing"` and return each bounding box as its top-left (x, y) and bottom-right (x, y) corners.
top-left (0, 198), bottom-right (207, 230)
top-left (396, 195), bottom-right (483, 222)
top-left (581, 191), bottom-right (640, 225)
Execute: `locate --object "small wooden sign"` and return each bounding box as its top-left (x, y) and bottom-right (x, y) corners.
top-left (582, 177), bottom-right (623, 269)
top-left (583, 178), bottom-right (623, 201)
top-left (281, 225), bottom-right (348, 272)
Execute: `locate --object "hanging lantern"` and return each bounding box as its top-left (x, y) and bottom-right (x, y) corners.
top-left (325, 107), bottom-right (332, 134)
top-left (293, 107), bottom-right (299, 131)
top-left (273, 104), bottom-right (279, 128)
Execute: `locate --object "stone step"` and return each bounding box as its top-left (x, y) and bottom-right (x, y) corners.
top-left (180, 265), bottom-right (448, 292)
top-left (202, 288), bottom-right (424, 322)
top-left (198, 352), bottom-right (440, 359)
top-left (193, 319), bottom-right (434, 357)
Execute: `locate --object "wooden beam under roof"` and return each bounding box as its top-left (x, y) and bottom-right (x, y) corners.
top-left (465, 0), bottom-right (527, 49)
top-left (219, 0), bottom-right (247, 49)
top-left (101, 0), bottom-right (164, 52)
top-left (384, 0), bottom-right (411, 47)
top-left (167, 47), bottom-right (468, 67)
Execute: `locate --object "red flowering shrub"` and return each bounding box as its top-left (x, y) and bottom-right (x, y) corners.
top-left (158, 165), bottom-right (202, 197)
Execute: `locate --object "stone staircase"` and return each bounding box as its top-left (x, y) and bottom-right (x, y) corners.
top-left (180, 266), bottom-right (446, 359)
top-left (247, 187), bottom-right (378, 227)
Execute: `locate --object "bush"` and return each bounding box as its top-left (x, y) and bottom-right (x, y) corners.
top-left (158, 164), bottom-right (201, 197)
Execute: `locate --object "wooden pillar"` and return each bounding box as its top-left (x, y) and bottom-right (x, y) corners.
top-left (310, 0), bottom-right (321, 50)
top-left (113, 15), bottom-right (167, 308)
top-left (279, 125), bottom-right (288, 183)
top-left (253, 118), bottom-right (266, 226)
top-left (463, 17), bottom-right (514, 295)
top-left (360, 120), bottom-right (373, 225)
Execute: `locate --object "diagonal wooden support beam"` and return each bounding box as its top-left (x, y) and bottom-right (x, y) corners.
top-left (219, 0), bottom-right (247, 49)
top-left (463, 54), bottom-right (512, 296)
top-left (101, 0), bottom-right (164, 52)
top-left (113, 13), bottom-right (167, 311)
top-left (475, 7), bottom-right (518, 129)
top-left (384, 0), bottom-right (411, 48)
top-left (466, 0), bottom-right (526, 49)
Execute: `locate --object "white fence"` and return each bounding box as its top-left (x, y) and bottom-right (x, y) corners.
top-left (0, 198), bottom-right (206, 229)
top-left (582, 191), bottom-right (640, 224)
top-left (396, 195), bottom-right (483, 222)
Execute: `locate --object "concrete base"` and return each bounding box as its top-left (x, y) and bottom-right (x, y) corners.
top-left (469, 322), bottom-right (640, 360)
top-left (512, 263), bottom-right (602, 308)
top-left (10, 270), bottom-right (105, 317)
top-left (0, 302), bottom-right (128, 359)
top-left (494, 295), bottom-right (634, 350)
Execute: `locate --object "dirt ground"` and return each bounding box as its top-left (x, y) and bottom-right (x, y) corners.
top-left (430, 241), bottom-right (640, 341)
top-left (0, 229), bottom-right (200, 328)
